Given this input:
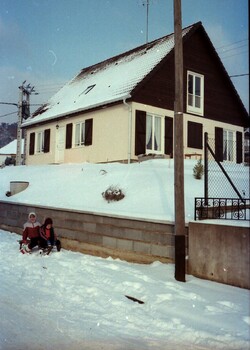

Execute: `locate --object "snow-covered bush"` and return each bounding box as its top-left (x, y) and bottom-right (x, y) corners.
top-left (102, 186), bottom-right (125, 203)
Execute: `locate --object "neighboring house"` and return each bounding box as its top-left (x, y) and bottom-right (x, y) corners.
top-left (0, 139), bottom-right (24, 165)
top-left (22, 22), bottom-right (248, 165)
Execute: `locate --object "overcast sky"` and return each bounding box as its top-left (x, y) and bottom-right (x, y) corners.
top-left (0, 0), bottom-right (248, 124)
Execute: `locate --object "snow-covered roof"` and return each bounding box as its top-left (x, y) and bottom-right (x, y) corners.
top-left (23, 24), bottom-right (196, 127)
top-left (0, 139), bottom-right (24, 155)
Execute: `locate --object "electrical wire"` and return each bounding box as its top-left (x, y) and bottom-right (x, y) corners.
top-left (0, 111), bottom-right (17, 118)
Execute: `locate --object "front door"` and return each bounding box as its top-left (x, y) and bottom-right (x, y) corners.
top-left (55, 126), bottom-right (65, 163)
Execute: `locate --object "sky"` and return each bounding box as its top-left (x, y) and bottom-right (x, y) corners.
top-left (0, 0), bottom-right (249, 124)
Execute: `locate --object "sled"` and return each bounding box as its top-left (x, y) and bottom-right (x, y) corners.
top-left (18, 239), bottom-right (61, 255)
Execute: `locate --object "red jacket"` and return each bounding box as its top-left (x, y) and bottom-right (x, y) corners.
top-left (23, 221), bottom-right (41, 242)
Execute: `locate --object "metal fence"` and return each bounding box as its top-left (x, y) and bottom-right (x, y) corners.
top-left (194, 133), bottom-right (249, 221)
top-left (205, 134), bottom-right (249, 200)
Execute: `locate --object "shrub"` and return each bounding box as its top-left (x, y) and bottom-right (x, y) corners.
top-left (102, 186), bottom-right (125, 203)
top-left (193, 159), bottom-right (204, 180)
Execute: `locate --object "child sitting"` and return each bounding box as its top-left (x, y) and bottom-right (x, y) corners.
top-left (21, 212), bottom-right (41, 253)
top-left (40, 217), bottom-right (61, 253)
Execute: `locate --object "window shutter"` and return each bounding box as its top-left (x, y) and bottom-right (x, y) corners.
top-left (236, 131), bottom-right (243, 164)
top-left (44, 129), bottom-right (50, 153)
top-left (135, 110), bottom-right (146, 155)
top-left (85, 119), bottom-right (93, 146)
top-left (66, 123), bottom-right (73, 149)
top-left (164, 117), bottom-right (173, 157)
top-left (215, 127), bottom-right (223, 162)
top-left (187, 121), bottom-right (202, 149)
top-left (29, 132), bottom-right (35, 155)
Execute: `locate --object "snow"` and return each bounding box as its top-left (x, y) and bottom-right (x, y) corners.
top-left (0, 159), bottom-right (249, 223)
top-left (0, 159), bottom-right (249, 349)
top-left (0, 139), bottom-right (24, 155)
top-left (0, 229), bottom-right (249, 350)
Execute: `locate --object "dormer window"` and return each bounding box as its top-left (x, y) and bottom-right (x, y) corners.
top-left (187, 71), bottom-right (204, 116)
top-left (79, 84), bottom-right (96, 97)
top-left (84, 84), bottom-right (96, 94)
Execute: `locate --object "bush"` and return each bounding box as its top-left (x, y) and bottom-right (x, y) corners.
top-left (102, 186), bottom-right (125, 203)
top-left (193, 159), bottom-right (204, 179)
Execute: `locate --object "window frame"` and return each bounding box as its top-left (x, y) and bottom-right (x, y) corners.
top-left (73, 119), bottom-right (93, 147)
top-left (187, 70), bottom-right (204, 116)
top-left (36, 131), bottom-right (44, 153)
top-left (145, 113), bottom-right (164, 154)
top-left (223, 129), bottom-right (235, 162)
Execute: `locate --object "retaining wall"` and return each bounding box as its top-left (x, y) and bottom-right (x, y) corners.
top-left (0, 201), bottom-right (179, 264)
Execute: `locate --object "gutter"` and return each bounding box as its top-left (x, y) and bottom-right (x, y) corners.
top-left (123, 97), bottom-right (132, 164)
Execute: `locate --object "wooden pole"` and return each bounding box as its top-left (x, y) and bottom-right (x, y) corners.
top-left (173, 0), bottom-right (186, 282)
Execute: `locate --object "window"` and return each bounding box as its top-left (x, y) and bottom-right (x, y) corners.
top-left (75, 122), bottom-right (85, 146)
top-left (36, 131), bottom-right (44, 153)
top-left (74, 119), bottom-right (93, 147)
top-left (146, 114), bottom-right (163, 153)
top-left (223, 129), bottom-right (234, 161)
top-left (187, 71), bottom-right (204, 115)
top-left (34, 129), bottom-right (50, 153)
top-left (79, 84), bottom-right (96, 97)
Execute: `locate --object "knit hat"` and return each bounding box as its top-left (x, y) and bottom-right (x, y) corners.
top-left (44, 217), bottom-right (53, 226)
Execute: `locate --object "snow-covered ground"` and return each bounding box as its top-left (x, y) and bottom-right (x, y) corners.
top-left (0, 229), bottom-right (249, 350)
top-left (0, 160), bottom-right (249, 349)
top-left (0, 159), bottom-right (249, 223)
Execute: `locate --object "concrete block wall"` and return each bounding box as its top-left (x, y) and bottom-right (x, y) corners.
top-left (0, 201), bottom-right (177, 263)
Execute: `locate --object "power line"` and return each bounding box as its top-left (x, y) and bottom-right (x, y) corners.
top-left (0, 111), bottom-right (17, 118)
top-left (229, 73), bottom-right (249, 78)
top-left (215, 38), bottom-right (248, 50)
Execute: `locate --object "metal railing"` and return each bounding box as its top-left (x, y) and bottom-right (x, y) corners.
top-left (195, 197), bottom-right (250, 221)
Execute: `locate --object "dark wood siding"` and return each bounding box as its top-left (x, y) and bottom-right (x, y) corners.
top-left (135, 110), bottom-right (146, 155)
top-left (29, 132), bottom-right (35, 155)
top-left (132, 27), bottom-right (247, 128)
top-left (132, 54), bottom-right (175, 111)
top-left (182, 29), bottom-right (247, 127)
top-left (66, 123), bottom-right (73, 149)
top-left (164, 117), bottom-right (173, 157)
top-left (187, 121), bottom-right (203, 149)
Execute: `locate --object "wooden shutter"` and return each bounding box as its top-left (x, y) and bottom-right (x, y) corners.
top-left (135, 110), bottom-right (146, 155)
top-left (29, 132), bottom-right (35, 155)
top-left (187, 121), bottom-right (202, 149)
top-left (215, 127), bottom-right (223, 162)
top-left (236, 131), bottom-right (243, 164)
top-left (44, 129), bottom-right (50, 153)
top-left (66, 123), bottom-right (73, 149)
top-left (164, 117), bottom-right (173, 157)
top-left (85, 119), bottom-right (93, 146)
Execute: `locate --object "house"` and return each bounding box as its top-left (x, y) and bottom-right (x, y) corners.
top-left (0, 139), bottom-right (24, 165)
top-left (22, 22), bottom-right (248, 165)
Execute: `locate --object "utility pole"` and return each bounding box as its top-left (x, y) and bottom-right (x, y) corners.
top-left (173, 0), bottom-right (186, 282)
top-left (16, 85), bottom-right (24, 166)
top-left (16, 82), bottom-right (37, 166)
